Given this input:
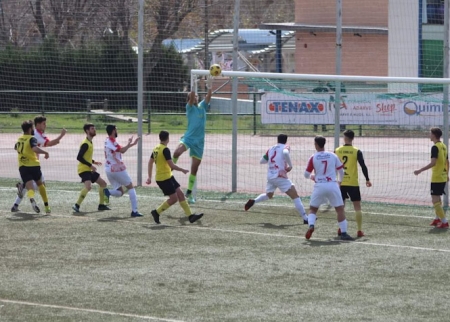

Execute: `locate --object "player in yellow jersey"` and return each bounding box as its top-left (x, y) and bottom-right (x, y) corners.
top-left (414, 127), bottom-right (449, 229)
top-left (72, 123), bottom-right (110, 213)
top-left (14, 120), bottom-right (51, 214)
top-left (335, 130), bottom-right (372, 237)
top-left (11, 115), bottom-right (67, 213)
top-left (146, 130), bottom-right (204, 224)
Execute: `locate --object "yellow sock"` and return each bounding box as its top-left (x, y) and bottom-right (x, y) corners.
top-left (38, 185), bottom-right (49, 204)
top-left (99, 188), bottom-right (105, 205)
top-left (77, 188), bottom-right (89, 205)
top-left (156, 201), bottom-right (171, 215)
top-left (173, 157), bottom-right (178, 164)
top-left (27, 189), bottom-right (35, 199)
top-left (434, 202), bottom-right (445, 220)
top-left (355, 210), bottom-right (362, 231)
top-left (180, 200), bottom-right (192, 216)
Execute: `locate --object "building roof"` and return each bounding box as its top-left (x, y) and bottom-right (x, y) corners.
top-left (259, 23), bottom-right (388, 35)
top-left (163, 29), bottom-right (294, 54)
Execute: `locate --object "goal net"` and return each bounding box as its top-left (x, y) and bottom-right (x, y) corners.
top-left (191, 69), bottom-right (450, 206)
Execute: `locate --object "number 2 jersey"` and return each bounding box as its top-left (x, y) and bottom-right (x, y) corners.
top-left (263, 143), bottom-right (291, 180)
top-left (305, 151), bottom-right (343, 183)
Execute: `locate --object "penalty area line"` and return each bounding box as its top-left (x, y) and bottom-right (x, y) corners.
top-left (0, 299), bottom-right (185, 322)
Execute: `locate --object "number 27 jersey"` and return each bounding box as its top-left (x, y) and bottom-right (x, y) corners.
top-left (305, 151), bottom-right (343, 183)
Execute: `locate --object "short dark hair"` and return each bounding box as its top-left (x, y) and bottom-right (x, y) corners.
top-left (106, 124), bottom-right (116, 135)
top-left (315, 135), bottom-right (326, 148)
top-left (277, 134), bottom-right (288, 144)
top-left (83, 123), bottom-right (95, 133)
top-left (34, 115), bottom-right (46, 126)
top-left (159, 130), bottom-right (169, 141)
top-left (431, 127), bottom-right (442, 139)
top-left (343, 129), bottom-right (354, 140)
top-left (21, 120), bottom-right (33, 133)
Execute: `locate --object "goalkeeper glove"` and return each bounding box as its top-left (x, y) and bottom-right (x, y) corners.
top-left (206, 76), bottom-right (213, 89)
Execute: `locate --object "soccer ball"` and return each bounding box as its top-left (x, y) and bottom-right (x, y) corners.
top-left (209, 64), bottom-right (222, 77)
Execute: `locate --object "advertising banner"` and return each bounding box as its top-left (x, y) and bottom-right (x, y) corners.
top-left (261, 92), bottom-right (448, 126)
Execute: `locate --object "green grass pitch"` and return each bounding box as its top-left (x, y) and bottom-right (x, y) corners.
top-left (0, 178), bottom-right (449, 322)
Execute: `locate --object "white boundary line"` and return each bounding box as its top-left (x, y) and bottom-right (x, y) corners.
top-left (1, 210), bottom-right (448, 253)
top-left (0, 299), bottom-right (185, 322)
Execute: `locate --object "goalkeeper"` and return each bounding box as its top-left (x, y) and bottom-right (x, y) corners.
top-left (172, 76), bottom-right (213, 204)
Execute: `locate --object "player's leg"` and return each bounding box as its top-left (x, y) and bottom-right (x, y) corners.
top-left (432, 183), bottom-right (448, 228)
top-left (95, 174), bottom-right (110, 211)
top-left (73, 172), bottom-right (92, 212)
top-left (348, 187), bottom-right (363, 236)
top-left (305, 186), bottom-right (324, 239)
top-left (151, 177), bottom-right (178, 224)
top-left (105, 172), bottom-right (125, 205)
top-left (11, 180), bottom-right (26, 212)
top-left (329, 186), bottom-right (353, 240)
top-left (176, 187), bottom-right (203, 223)
top-left (172, 142), bottom-right (188, 164)
top-left (124, 174), bottom-right (142, 217)
top-left (283, 182), bottom-right (308, 223)
top-left (35, 177), bottom-right (50, 214)
top-left (185, 157), bottom-right (201, 203)
top-left (244, 181), bottom-right (275, 211)
top-left (18, 167), bottom-right (41, 213)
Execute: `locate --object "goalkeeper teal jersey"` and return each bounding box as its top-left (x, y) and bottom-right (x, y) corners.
top-left (183, 100), bottom-right (207, 142)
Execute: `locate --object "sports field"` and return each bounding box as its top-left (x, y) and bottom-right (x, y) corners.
top-left (0, 175), bottom-right (449, 321)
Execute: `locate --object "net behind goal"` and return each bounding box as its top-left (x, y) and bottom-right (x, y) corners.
top-left (191, 69), bottom-right (450, 206)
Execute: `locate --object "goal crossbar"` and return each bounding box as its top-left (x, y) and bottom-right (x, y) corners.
top-left (191, 70), bottom-right (450, 85)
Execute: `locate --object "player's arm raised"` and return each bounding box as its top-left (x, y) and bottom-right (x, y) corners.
top-left (120, 136), bottom-right (140, 154)
top-left (204, 76), bottom-right (213, 104)
top-left (46, 128), bottom-right (67, 147)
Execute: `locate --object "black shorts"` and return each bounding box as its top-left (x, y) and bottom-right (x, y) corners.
top-left (156, 176), bottom-right (180, 196)
top-left (19, 166), bottom-right (42, 183)
top-left (340, 186), bottom-right (361, 202)
top-left (431, 182), bottom-right (446, 196)
top-left (79, 171), bottom-right (100, 183)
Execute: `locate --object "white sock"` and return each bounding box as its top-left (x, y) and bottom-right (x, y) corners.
top-left (293, 197), bottom-right (307, 220)
top-left (128, 188), bottom-right (138, 212)
top-left (255, 193), bottom-right (269, 203)
top-left (14, 195), bottom-right (23, 205)
top-left (308, 213), bottom-right (317, 226)
top-left (338, 219), bottom-right (348, 233)
top-left (109, 189), bottom-right (123, 197)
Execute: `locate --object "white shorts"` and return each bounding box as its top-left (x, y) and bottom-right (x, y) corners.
top-left (309, 182), bottom-right (344, 208)
top-left (106, 171), bottom-right (132, 190)
top-left (266, 177), bottom-right (294, 194)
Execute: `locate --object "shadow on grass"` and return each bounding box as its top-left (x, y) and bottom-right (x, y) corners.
top-left (246, 222), bottom-right (302, 230)
top-left (7, 212), bottom-right (41, 221)
top-left (142, 224), bottom-right (176, 230)
top-left (98, 216), bottom-right (133, 222)
top-left (303, 238), bottom-right (348, 247)
top-left (428, 228), bottom-right (449, 234)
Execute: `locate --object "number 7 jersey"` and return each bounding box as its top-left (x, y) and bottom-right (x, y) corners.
top-left (305, 151), bottom-right (343, 183)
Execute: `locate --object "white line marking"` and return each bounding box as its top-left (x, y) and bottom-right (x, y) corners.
top-left (0, 299), bottom-right (185, 322)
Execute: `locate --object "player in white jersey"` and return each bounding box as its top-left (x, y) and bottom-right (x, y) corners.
top-left (11, 115), bottom-right (66, 213)
top-left (244, 134), bottom-right (308, 223)
top-left (103, 125), bottom-right (142, 217)
top-left (303, 136), bottom-right (354, 241)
